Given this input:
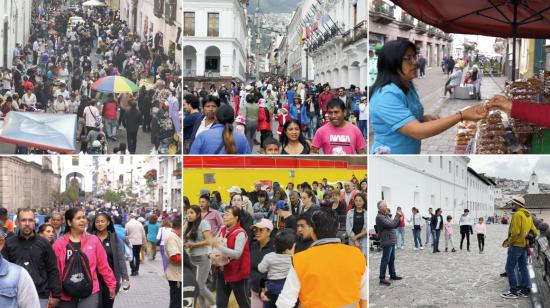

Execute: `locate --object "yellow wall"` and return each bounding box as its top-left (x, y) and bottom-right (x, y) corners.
top-left (185, 168), bottom-right (367, 204)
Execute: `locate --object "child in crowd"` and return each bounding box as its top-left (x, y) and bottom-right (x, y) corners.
top-left (275, 106), bottom-right (291, 137)
top-left (258, 229), bottom-right (296, 308)
top-left (474, 217), bottom-right (486, 253)
top-left (261, 137), bottom-right (281, 154)
top-left (235, 114), bottom-right (246, 135)
top-left (444, 215), bottom-right (456, 252)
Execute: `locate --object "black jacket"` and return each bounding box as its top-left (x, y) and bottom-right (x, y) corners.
top-left (2, 232), bottom-right (61, 299)
top-left (249, 239), bottom-right (274, 293)
top-left (125, 107), bottom-right (142, 132)
top-left (430, 215), bottom-right (444, 231)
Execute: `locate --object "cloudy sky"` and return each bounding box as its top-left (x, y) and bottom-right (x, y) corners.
top-left (469, 155), bottom-right (550, 184)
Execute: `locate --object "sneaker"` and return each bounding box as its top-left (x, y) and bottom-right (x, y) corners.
top-left (414, 247), bottom-right (418, 251)
top-left (500, 272), bottom-right (508, 277)
top-left (500, 291), bottom-right (518, 299)
top-left (517, 291), bottom-right (529, 298)
top-left (420, 246), bottom-right (424, 250)
top-left (379, 279), bottom-right (391, 286)
top-left (390, 276), bottom-right (403, 280)
top-left (452, 248), bottom-right (456, 252)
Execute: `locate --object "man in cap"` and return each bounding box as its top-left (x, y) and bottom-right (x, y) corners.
top-left (501, 196), bottom-right (538, 299)
top-left (227, 186), bottom-right (242, 200)
top-left (0, 226), bottom-right (40, 307)
top-left (125, 212), bottom-right (147, 276)
top-left (275, 201), bottom-right (297, 232)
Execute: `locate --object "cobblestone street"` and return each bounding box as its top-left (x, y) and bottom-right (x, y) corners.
top-left (114, 255), bottom-right (170, 308)
top-left (369, 224), bottom-right (531, 308)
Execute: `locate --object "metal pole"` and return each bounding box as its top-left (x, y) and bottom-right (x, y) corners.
top-left (511, 0), bottom-right (518, 80)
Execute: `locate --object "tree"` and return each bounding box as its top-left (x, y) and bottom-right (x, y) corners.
top-left (104, 190), bottom-right (123, 203)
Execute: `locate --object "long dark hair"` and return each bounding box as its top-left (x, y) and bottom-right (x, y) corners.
top-left (184, 205), bottom-right (202, 242)
top-left (91, 212), bottom-right (115, 233)
top-left (280, 119), bottom-right (310, 153)
top-left (370, 39), bottom-right (417, 99)
top-left (216, 104), bottom-right (237, 154)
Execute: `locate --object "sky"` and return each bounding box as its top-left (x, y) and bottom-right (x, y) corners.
top-left (469, 156), bottom-right (550, 184)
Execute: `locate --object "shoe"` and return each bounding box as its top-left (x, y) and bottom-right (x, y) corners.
top-left (130, 272), bottom-right (136, 276)
top-left (390, 276), bottom-right (403, 280)
top-left (500, 272), bottom-right (508, 277)
top-left (420, 246), bottom-right (424, 250)
top-left (445, 248), bottom-right (448, 252)
top-left (414, 247), bottom-right (418, 251)
top-left (379, 279), bottom-right (391, 286)
top-left (517, 291), bottom-right (529, 298)
top-left (500, 291), bottom-right (518, 299)
top-left (467, 249), bottom-right (470, 252)
top-left (452, 248), bottom-right (456, 252)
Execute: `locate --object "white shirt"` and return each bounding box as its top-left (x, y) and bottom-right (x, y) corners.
top-left (195, 117), bottom-right (213, 138)
top-left (22, 93), bottom-right (37, 108)
top-left (54, 89), bottom-right (70, 101)
top-left (84, 105), bottom-right (100, 127)
top-left (359, 103), bottom-right (368, 121)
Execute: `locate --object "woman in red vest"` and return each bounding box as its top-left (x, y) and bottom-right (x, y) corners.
top-left (210, 206), bottom-right (251, 308)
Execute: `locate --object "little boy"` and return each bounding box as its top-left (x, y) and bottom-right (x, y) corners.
top-left (258, 229), bottom-right (296, 308)
top-left (261, 137), bottom-right (281, 154)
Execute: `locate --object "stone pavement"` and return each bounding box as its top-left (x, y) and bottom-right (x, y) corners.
top-left (419, 69), bottom-right (507, 154)
top-left (369, 224), bottom-right (531, 308)
top-left (114, 254), bottom-right (170, 308)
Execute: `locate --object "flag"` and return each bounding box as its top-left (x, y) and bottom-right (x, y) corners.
top-left (313, 21), bottom-right (319, 32)
top-left (306, 26), bottom-right (311, 39)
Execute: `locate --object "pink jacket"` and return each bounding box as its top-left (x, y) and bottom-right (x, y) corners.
top-left (444, 222), bottom-right (453, 235)
top-left (474, 223), bottom-right (486, 235)
top-left (53, 233), bottom-right (116, 301)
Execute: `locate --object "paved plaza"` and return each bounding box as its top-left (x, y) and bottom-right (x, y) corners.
top-left (114, 255), bottom-right (170, 307)
top-left (369, 224), bottom-right (532, 308)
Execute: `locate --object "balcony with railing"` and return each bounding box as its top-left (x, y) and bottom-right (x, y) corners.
top-left (370, 0), bottom-right (395, 25)
top-left (398, 13), bottom-right (415, 30)
top-left (416, 21), bottom-right (427, 34)
top-left (343, 20), bottom-right (368, 48)
top-left (427, 27), bottom-right (436, 37)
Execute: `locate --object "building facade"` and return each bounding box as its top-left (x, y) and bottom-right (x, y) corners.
top-left (120, 0), bottom-right (181, 65)
top-left (368, 156), bottom-right (496, 225)
top-left (310, 0), bottom-right (368, 89)
top-left (369, 0), bottom-right (453, 69)
top-left (157, 157), bottom-right (182, 212)
top-left (0, 0), bottom-right (33, 69)
top-left (183, 0), bottom-right (248, 88)
top-left (0, 157), bottom-right (60, 210)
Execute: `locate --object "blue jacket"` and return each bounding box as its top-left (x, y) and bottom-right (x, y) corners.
top-left (289, 104), bottom-right (309, 124)
top-left (0, 255), bottom-right (21, 307)
top-left (189, 124), bottom-right (251, 154)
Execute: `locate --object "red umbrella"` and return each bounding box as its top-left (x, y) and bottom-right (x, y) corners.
top-left (391, 0), bottom-right (550, 78)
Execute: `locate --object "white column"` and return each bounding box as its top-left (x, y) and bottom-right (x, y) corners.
top-left (359, 63), bottom-right (367, 90)
top-left (196, 52), bottom-right (205, 77)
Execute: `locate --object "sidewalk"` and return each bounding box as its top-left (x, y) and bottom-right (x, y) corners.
top-left (420, 70), bottom-right (507, 154)
top-left (114, 254), bottom-right (170, 308)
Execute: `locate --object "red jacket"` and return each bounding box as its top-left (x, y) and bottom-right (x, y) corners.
top-left (340, 190), bottom-right (358, 212)
top-left (219, 223), bottom-right (250, 282)
top-left (102, 101), bottom-right (118, 120)
top-left (53, 233), bottom-right (117, 301)
top-left (511, 100), bottom-right (550, 127)
top-left (276, 113), bottom-right (291, 135)
top-left (257, 107), bottom-right (271, 131)
top-left (318, 91), bottom-right (334, 113)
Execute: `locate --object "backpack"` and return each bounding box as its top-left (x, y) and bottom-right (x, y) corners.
top-left (62, 237), bottom-right (93, 298)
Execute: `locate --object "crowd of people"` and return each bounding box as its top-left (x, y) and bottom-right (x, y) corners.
top-left (374, 196), bottom-right (539, 301)
top-left (183, 79), bottom-right (368, 155)
top-left (0, 202), bottom-right (182, 308)
top-left (183, 175), bottom-right (368, 307)
top-left (0, 3), bottom-right (182, 154)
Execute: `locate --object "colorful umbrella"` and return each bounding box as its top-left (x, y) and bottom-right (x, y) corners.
top-left (91, 76), bottom-right (139, 94)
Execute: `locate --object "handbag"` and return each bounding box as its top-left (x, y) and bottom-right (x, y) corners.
top-left (124, 242), bottom-right (133, 261)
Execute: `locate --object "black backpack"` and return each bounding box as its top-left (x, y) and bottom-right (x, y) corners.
top-left (62, 237), bottom-right (93, 298)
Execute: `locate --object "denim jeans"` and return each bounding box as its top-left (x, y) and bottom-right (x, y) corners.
top-left (412, 228), bottom-right (422, 248)
top-left (379, 245), bottom-right (396, 280)
top-left (396, 227), bottom-right (405, 248)
top-left (358, 120), bottom-right (368, 139)
top-left (308, 112), bottom-right (318, 139)
top-left (506, 246), bottom-right (530, 294)
top-left (432, 229), bottom-right (441, 252)
top-left (104, 119), bottom-right (117, 138)
top-left (425, 224), bottom-right (432, 246)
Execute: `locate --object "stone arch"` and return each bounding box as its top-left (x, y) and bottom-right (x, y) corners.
top-left (183, 45), bottom-right (197, 77)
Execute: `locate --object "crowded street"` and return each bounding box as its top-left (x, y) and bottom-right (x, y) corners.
top-left (0, 0), bottom-right (182, 154)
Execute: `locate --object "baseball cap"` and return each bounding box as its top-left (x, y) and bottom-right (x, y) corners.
top-left (227, 186), bottom-right (242, 194)
top-left (252, 218), bottom-right (273, 231)
top-left (276, 200), bottom-right (289, 211)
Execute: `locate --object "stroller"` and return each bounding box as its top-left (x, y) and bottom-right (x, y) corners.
top-left (369, 224), bottom-right (381, 252)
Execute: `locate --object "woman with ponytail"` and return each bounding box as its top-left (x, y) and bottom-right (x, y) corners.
top-left (190, 104), bottom-right (251, 154)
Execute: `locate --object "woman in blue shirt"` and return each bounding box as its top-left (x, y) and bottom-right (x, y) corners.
top-left (189, 104), bottom-right (251, 154)
top-left (369, 40), bottom-right (486, 154)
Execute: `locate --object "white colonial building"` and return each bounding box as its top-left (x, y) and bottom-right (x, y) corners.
top-left (368, 156), bottom-right (496, 226)
top-left (157, 157), bottom-right (182, 212)
top-left (0, 0), bottom-right (33, 68)
top-left (120, 0), bottom-right (181, 65)
top-left (310, 0), bottom-right (368, 89)
top-left (183, 0), bottom-right (248, 86)
top-left (286, 3), bottom-right (314, 81)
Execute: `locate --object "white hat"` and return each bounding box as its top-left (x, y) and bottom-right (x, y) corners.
top-left (511, 196), bottom-right (525, 208)
top-left (227, 186), bottom-right (242, 194)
